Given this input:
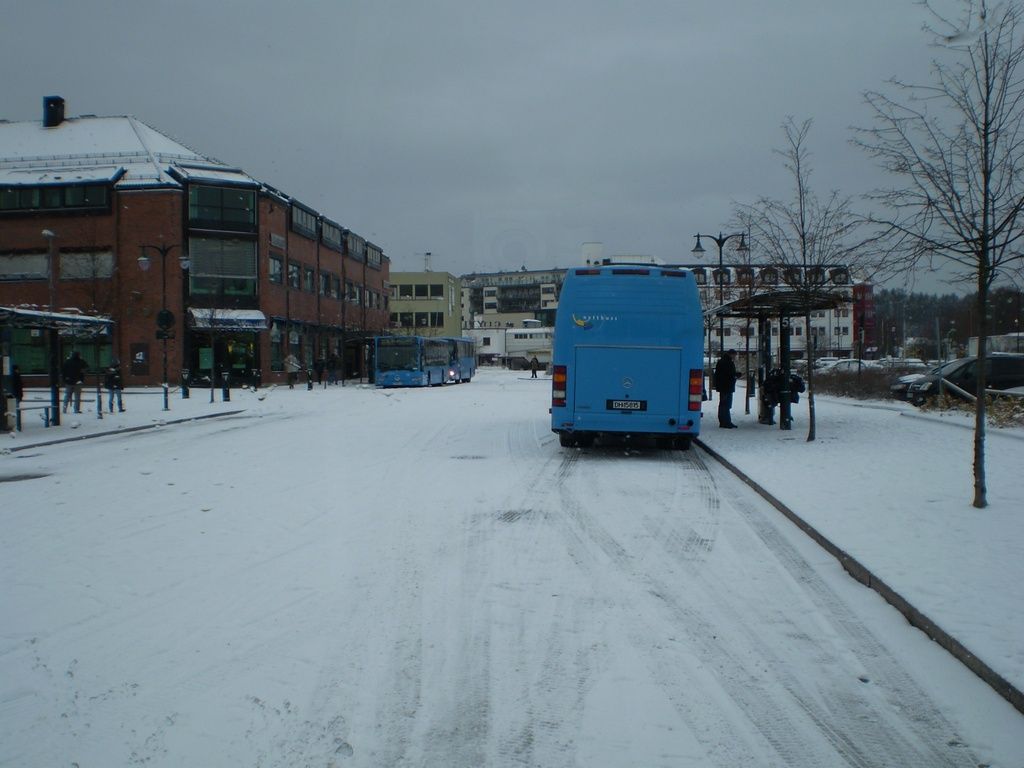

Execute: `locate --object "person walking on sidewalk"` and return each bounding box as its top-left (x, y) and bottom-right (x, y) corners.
top-left (713, 349), bottom-right (739, 428)
top-left (61, 351), bottom-right (88, 414)
top-left (104, 360), bottom-right (125, 413)
top-left (284, 353), bottom-right (301, 388)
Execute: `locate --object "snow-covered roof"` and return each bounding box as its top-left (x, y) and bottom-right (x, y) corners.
top-left (0, 114), bottom-right (255, 190)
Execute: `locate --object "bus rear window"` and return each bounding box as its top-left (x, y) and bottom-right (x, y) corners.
top-left (611, 268), bottom-right (650, 275)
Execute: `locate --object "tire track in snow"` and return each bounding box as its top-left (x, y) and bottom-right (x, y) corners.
top-left (547, 446), bottom-right (981, 766)
top-left (712, 468), bottom-right (982, 767)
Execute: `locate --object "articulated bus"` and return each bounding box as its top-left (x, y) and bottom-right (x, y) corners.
top-left (374, 335), bottom-right (452, 387)
top-left (550, 266), bottom-right (705, 449)
top-left (443, 337), bottom-right (477, 383)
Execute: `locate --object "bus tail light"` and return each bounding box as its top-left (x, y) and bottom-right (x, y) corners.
top-left (688, 368), bottom-right (703, 411)
top-left (552, 365), bottom-right (567, 407)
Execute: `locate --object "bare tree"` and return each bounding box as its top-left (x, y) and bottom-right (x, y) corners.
top-left (854, 0), bottom-right (1024, 507)
top-left (739, 117), bottom-right (870, 442)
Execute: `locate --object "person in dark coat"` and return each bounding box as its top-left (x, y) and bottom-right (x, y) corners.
top-left (713, 350), bottom-right (739, 428)
top-left (10, 364), bottom-right (24, 403)
top-left (530, 356), bottom-right (540, 378)
top-left (104, 360), bottom-right (125, 413)
top-left (61, 351), bottom-right (88, 414)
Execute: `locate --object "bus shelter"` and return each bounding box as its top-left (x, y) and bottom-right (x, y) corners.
top-left (1, 306), bottom-right (113, 430)
top-left (708, 289), bottom-right (847, 430)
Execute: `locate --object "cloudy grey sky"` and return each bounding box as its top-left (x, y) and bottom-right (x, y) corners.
top-left (3, 1), bottom-right (955, 289)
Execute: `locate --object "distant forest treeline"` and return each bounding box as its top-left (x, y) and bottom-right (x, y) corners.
top-left (873, 286), bottom-right (1022, 358)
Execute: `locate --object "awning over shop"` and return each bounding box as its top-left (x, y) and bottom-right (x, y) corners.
top-left (188, 308), bottom-right (268, 332)
top-left (0, 306), bottom-right (113, 335)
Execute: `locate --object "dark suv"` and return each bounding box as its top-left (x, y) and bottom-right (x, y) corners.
top-left (906, 354), bottom-right (1024, 405)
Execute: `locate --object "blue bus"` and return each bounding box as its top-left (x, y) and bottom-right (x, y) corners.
top-left (443, 337), bottom-right (477, 383)
top-left (550, 266), bottom-right (705, 449)
top-left (374, 335), bottom-right (452, 387)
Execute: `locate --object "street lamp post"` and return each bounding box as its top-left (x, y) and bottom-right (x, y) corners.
top-left (692, 232), bottom-right (748, 394)
top-left (41, 229), bottom-right (61, 426)
top-left (138, 243), bottom-right (187, 411)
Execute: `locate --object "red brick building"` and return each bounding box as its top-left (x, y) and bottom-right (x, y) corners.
top-left (0, 97), bottom-right (389, 389)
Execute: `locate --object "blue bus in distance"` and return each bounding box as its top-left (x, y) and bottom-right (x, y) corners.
top-left (443, 337), bottom-right (477, 383)
top-left (374, 335), bottom-right (452, 387)
top-left (550, 266), bottom-right (705, 448)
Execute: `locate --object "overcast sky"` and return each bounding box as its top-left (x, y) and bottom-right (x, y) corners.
top-left (2, 1), bottom-right (964, 291)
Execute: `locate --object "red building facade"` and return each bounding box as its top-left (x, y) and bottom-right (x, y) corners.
top-left (0, 98), bottom-right (389, 388)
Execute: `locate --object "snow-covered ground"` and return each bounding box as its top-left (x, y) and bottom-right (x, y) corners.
top-left (2, 369), bottom-right (1022, 766)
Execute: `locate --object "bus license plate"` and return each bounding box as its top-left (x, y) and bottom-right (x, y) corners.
top-left (608, 399), bottom-right (646, 411)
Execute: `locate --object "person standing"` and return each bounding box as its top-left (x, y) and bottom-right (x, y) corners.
top-left (713, 349), bottom-right (739, 428)
top-left (10, 364), bottom-right (24, 403)
top-left (530, 356), bottom-right (540, 378)
top-left (61, 350), bottom-right (88, 414)
top-left (104, 360), bottom-right (125, 413)
top-left (284, 353), bottom-right (301, 388)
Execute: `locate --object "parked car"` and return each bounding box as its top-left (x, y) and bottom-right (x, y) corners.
top-left (818, 359), bottom-right (881, 375)
top-left (877, 357), bottom-right (928, 371)
top-left (905, 354), bottom-right (1024, 405)
top-left (890, 369), bottom-right (932, 401)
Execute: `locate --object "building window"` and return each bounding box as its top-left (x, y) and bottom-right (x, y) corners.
top-left (291, 206), bottom-right (318, 239)
top-left (304, 268), bottom-right (315, 292)
top-left (269, 255), bottom-right (283, 284)
top-left (188, 185), bottom-right (255, 232)
top-left (287, 262), bottom-right (301, 289)
top-left (367, 244), bottom-right (382, 268)
top-left (830, 268), bottom-right (850, 285)
top-left (188, 237), bottom-right (257, 297)
top-left (59, 251), bottom-right (115, 280)
top-left (346, 233), bottom-right (366, 262)
top-left (322, 221), bottom-right (343, 250)
top-left (0, 252), bottom-right (48, 280)
top-left (430, 284), bottom-right (444, 298)
top-left (0, 183), bottom-right (109, 212)
top-left (320, 272), bottom-right (331, 296)
top-left (414, 284), bottom-right (429, 298)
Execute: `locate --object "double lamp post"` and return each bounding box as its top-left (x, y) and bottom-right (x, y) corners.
top-left (138, 243), bottom-right (188, 411)
top-left (692, 232), bottom-right (748, 398)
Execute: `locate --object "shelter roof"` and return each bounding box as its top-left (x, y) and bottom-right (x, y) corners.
top-left (708, 289), bottom-right (849, 319)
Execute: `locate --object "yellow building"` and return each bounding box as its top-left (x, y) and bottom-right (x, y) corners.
top-left (388, 271), bottom-right (463, 337)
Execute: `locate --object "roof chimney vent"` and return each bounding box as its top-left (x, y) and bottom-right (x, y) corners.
top-left (43, 96), bottom-right (65, 128)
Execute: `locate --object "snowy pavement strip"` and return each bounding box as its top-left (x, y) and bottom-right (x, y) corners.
top-left (3, 409), bottom-right (246, 453)
top-left (694, 435), bottom-right (1024, 717)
